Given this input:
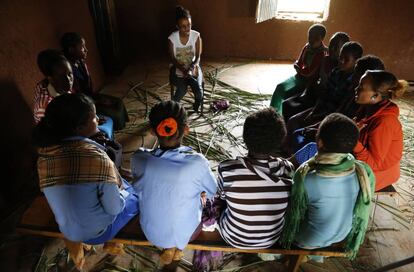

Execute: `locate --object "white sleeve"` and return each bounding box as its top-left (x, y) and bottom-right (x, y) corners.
top-left (168, 31), bottom-right (177, 43)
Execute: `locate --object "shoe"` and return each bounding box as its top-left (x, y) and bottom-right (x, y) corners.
top-left (63, 239), bottom-right (85, 270)
top-left (103, 242), bottom-right (125, 255)
top-left (160, 248), bottom-right (176, 264)
top-left (83, 243), bottom-right (92, 251)
top-left (173, 249), bottom-right (184, 261)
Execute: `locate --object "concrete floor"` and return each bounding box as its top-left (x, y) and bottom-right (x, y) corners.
top-left (5, 58), bottom-right (413, 272)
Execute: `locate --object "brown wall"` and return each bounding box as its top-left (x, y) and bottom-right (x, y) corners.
top-left (0, 0), bottom-right (104, 220)
top-left (116, 0), bottom-right (178, 60)
top-left (0, 0), bottom-right (104, 107)
top-left (116, 0), bottom-right (414, 79)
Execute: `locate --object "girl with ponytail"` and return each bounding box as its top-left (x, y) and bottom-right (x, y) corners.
top-left (354, 70), bottom-right (408, 190)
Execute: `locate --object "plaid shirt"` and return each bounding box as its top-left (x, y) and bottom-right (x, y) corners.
top-left (38, 140), bottom-right (120, 189)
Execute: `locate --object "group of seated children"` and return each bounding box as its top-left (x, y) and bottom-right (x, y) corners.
top-left (32, 6), bottom-right (407, 270)
top-left (272, 23), bottom-right (407, 192)
top-left (34, 32), bottom-right (128, 131)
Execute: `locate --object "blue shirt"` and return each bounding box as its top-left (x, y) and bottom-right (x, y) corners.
top-left (42, 137), bottom-right (126, 242)
top-left (294, 170), bottom-right (360, 248)
top-left (131, 146), bottom-right (217, 249)
top-left (43, 182), bottom-right (126, 242)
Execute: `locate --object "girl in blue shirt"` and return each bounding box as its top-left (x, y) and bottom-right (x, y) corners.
top-left (131, 101), bottom-right (217, 265)
top-left (34, 93), bottom-right (139, 270)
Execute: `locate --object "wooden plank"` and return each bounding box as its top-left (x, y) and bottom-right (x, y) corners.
top-left (16, 196), bottom-right (348, 257)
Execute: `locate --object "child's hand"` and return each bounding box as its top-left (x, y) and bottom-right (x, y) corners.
top-left (353, 117), bottom-right (366, 131)
top-left (90, 131), bottom-right (108, 143)
top-left (98, 116), bottom-right (107, 125)
top-left (356, 122), bottom-right (367, 131)
top-left (200, 191), bottom-right (207, 207)
top-left (294, 63), bottom-right (301, 73)
top-left (190, 66), bottom-right (198, 78)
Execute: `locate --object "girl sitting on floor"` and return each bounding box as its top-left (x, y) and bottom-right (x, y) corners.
top-left (33, 93), bottom-right (139, 270)
top-left (353, 70), bottom-right (408, 191)
top-left (131, 101), bottom-right (217, 264)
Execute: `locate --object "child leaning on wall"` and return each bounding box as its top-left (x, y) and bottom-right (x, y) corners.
top-left (61, 32), bottom-right (129, 130)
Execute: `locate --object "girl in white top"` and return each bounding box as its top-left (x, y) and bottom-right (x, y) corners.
top-left (168, 6), bottom-right (203, 112)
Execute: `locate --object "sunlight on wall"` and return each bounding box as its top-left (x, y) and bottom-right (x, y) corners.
top-left (276, 0), bottom-right (330, 21)
top-left (256, 0), bottom-right (330, 23)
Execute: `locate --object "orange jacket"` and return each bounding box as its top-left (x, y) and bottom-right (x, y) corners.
top-left (353, 100), bottom-right (403, 191)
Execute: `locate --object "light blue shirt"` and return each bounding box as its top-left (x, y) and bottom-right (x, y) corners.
top-left (131, 146), bottom-right (217, 249)
top-left (43, 182), bottom-right (125, 242)
top-left (294, 170), bottom-right (360, 248)
top-left (42, 137), bottom-right (126, 242)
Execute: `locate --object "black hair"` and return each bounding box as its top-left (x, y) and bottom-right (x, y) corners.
top-left (243, 108), bottom-right (286, 155)
top-left (37, 49), bottom-right (69, 77)
top-left (149, 100), bottom-right (188, 138)
top-left (354, 55), bottom-right (385, 74)
top-left (316, 113), bottom-right (359, 153)
top-left (340, 41), bottom-right (364, 60)
top-left (308, 24), bottom-right (327, 39)
top-left (176, 5), bottom-right (191, 23)
top-left (33, 93), bottom-right (95, 147)
top-left (329, 32), bottom-right (350, 48)
top-left (364, 70), bottom-right (407, 99)
top-left (61, 32), bottom-right (83, 57)
top-left (352, 55), bottom-right (385, 87)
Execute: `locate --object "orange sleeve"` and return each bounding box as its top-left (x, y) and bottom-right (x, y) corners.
top-left (354, 116), bottom-right (400, 171)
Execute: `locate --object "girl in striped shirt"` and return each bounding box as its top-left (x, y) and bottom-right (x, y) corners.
top-left (33, 49), bottom-right (73, 124)
top-left (217, 108), bottom-right (294, 249)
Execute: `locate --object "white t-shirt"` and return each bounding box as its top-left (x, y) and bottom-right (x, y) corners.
top-left (168, 30), bottom-right (200, 77)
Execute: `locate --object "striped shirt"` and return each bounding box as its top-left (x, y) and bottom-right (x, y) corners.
top-left (33, 80), bottom-right (69, 124)
top-left (217, 156), bottom-right (294, 249)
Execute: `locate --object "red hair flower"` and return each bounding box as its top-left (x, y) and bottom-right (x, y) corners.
top-left (156, 117), bottom-right (178, 137)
